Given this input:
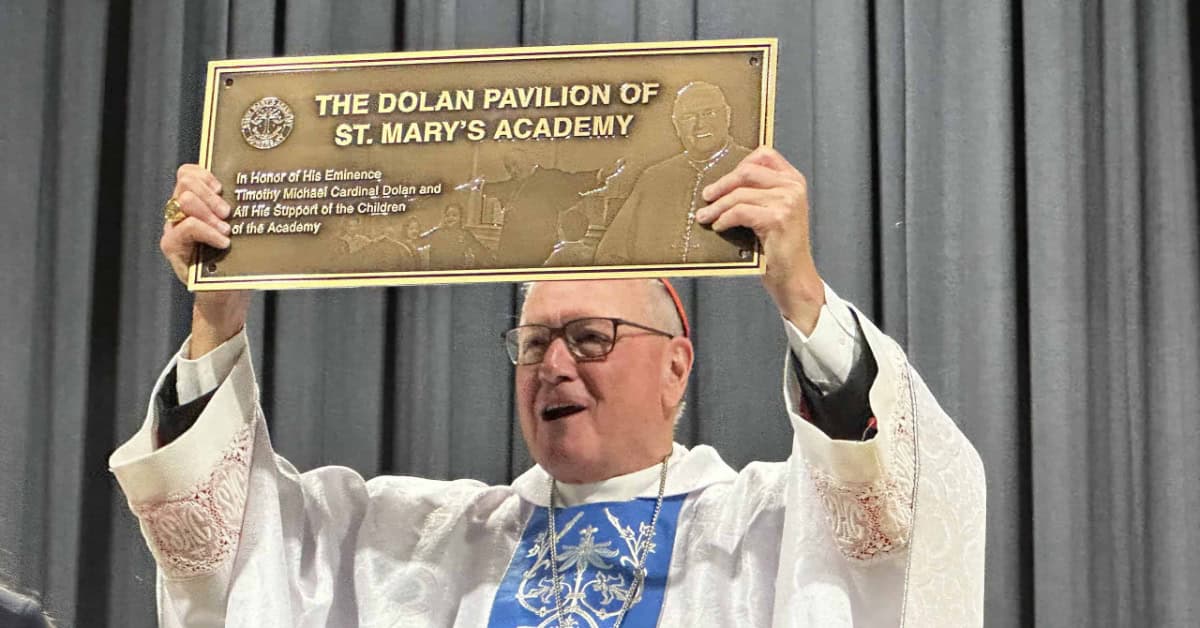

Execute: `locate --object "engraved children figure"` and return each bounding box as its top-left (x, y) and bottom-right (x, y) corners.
top-left (543, 208), bottom-right (597, 267)
top-left (426, 204), bottom-right (495, 269)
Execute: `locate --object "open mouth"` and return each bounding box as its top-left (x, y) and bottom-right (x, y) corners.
top-left (541, 404), bottom-right (586, 421)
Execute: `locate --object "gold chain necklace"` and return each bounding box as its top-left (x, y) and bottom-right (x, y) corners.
top-left (545, 453), bottom-right (671, 628)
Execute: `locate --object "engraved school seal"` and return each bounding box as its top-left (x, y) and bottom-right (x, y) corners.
top-left (240, 97), bottom-right (294, 149)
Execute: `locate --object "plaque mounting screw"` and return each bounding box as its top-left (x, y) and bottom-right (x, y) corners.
top-left (224, 77), bottom-right (234, 87)
top-left (749, 56), bottom-right (760, 67)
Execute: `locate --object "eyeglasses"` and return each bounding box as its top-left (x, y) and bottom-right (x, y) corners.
top-left (502, 317), bottom-right (677, 365)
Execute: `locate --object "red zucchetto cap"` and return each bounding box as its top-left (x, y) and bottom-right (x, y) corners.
top-left (658, 278), bottom-right (690, 338)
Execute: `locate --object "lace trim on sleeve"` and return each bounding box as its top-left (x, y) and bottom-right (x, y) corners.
top-left (806, 342), bottom-right (916, 562)
top-left (130, 423), bottom-right (254, 579)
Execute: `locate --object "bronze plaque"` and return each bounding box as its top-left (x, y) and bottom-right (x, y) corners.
top-left (190, 39), bottom-right (777, 290)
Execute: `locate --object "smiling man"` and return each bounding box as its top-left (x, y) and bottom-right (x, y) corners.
top-left (513, 279), bottom-right (692, 485)
top-left (111, 147), bottom-right (985, 627)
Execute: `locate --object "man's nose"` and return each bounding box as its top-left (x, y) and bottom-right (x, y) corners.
top-left (538, 337), bottom-right (577, 382)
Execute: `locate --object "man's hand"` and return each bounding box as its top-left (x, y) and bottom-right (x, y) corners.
top-left (162, 164), bottom-right (251, 358)
top-left (696, 147), bottom-right (825, 334)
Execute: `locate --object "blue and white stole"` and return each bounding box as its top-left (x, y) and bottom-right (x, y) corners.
top-left (488, 495), bottom-right (686, 628)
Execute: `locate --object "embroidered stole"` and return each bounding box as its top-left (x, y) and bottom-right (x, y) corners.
top-left (488, 495), bottom-right (686, 627)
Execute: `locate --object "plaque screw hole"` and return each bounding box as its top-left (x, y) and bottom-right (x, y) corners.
top-left (205, 262), bottom-right (218, 273)
top-left (224, 77), bottom-right (234, 87)
top-left (749, 56), bottom-right (760, 67)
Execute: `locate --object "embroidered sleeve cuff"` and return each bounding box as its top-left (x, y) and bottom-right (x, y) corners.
top-left (108, 347), bottom-right (259, 580)
top-left (783, 306), bottom-right (918, 562)
top-left (109, 347), bottom-right (257, 507)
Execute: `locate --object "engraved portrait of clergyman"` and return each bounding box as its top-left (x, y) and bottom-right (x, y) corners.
top-left (594, 81), bottom-right (753, 265)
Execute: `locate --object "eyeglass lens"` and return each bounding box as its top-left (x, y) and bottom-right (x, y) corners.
top-left (508, 319), bottom-right (617, 364)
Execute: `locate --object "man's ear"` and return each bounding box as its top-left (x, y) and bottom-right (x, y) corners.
top-left (661, 337), bottom-right (694, 416)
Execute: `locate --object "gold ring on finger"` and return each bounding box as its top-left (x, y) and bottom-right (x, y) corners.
top-left (163, 197), bottom-right (185, 224)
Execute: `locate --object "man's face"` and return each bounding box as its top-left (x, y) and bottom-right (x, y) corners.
top-left (672, 87), bottom-right (731, 159)
top-left (515, 280), bottom-right (691, 484)
top-left (443, 206), bottom-right (461, 227)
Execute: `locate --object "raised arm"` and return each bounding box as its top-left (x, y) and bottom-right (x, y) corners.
top-left (696, 146), bottom-right (825, 335)
top-left (110, 168), bottom-right (487, 627)
top-left (699, 148), bottom-right (986, 624)
top-left (159, 164), bottom-right (250, 358)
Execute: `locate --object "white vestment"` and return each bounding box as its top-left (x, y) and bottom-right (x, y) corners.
top-left (109, 291), bottom-right (985, 627)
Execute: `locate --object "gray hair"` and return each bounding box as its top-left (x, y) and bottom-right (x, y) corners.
top-left (518, 279), bottom-right (685, 336)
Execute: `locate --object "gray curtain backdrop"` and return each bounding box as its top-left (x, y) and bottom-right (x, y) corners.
top-left (1, 0), bottom-right (1197, 626)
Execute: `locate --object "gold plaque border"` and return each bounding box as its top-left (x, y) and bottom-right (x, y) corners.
top-left (190, 38), bottom-right (778, 291)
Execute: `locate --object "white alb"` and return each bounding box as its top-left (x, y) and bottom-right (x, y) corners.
top-left (110, 287), bottom-right (985, 627)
